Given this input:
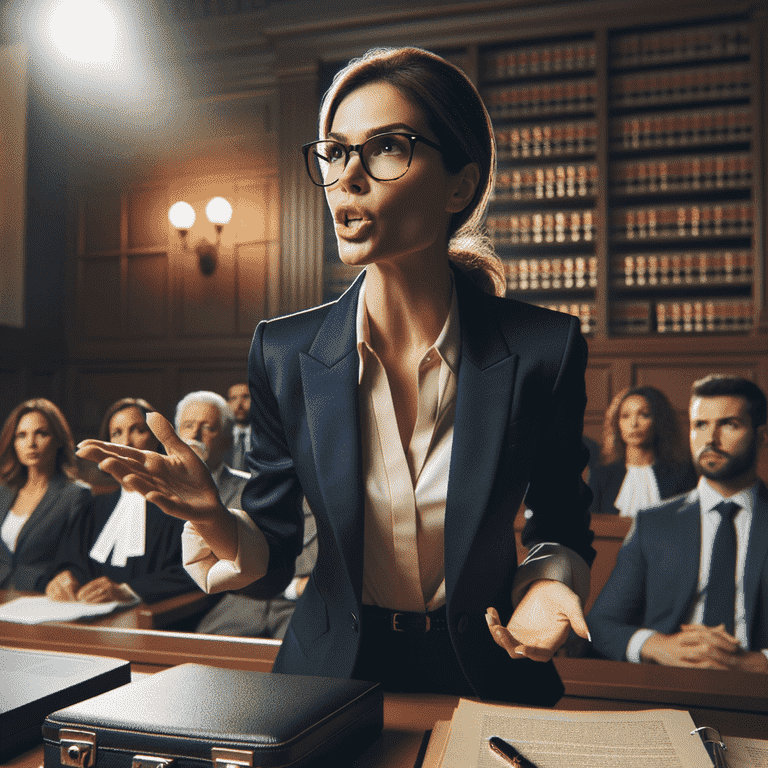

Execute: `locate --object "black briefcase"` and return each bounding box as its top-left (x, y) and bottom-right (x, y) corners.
top-left (43, 664), bottom-right (383, 768)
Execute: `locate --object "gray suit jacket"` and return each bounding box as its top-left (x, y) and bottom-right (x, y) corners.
top-left (216, 464), bottom-right (250, 509)
top-left (0, 473), bottom-right (91, 591)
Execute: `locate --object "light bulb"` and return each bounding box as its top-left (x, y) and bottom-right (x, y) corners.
top-left (206, 197), bottom-right (233, 226)
top-left (169, 201), bottom-right (195, 230)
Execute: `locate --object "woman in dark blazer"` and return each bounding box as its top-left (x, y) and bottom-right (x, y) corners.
top-left (46, 399), bottom-right (193, 604)
top-left (589, 386), bottom-right (697, 517)
top-left (78, 48), bottom-right (595, 705)
top-left (0, 399), bottom-right (90, 592)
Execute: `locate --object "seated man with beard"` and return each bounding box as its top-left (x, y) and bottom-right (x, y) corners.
top-left (588, 375), bottom-right (768, 673)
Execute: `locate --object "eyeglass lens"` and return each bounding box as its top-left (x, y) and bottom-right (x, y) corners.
top-left (307, 133), bottom-right (414, 186)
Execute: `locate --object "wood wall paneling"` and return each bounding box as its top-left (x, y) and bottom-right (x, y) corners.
top-left (78, 258), bottom-right (122, 340)
top-left (177, 367), bottom-right (251, 404)
top-left (127, 187), bottom-right (170, 251)
top-left (126, 253), bottom-right (170, 339)
top-left (71, 367), bottom-right (170, 437)
top-left (84, 193), bottom-right (121, 253)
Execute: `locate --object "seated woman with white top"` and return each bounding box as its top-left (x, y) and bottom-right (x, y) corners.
top-left (589, 386), bottom-right (697, 517)
top-left (0, 399), bottom-right (91, 592)
top-left (45, 398), bottom-right (195, 604)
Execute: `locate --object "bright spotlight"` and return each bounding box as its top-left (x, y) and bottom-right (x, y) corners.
top-left (49, 0), bottom-right (116, 63)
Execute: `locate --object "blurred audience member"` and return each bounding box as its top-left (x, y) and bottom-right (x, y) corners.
top-left (226, 383), bottom-right (251, 472)
top-left (590, 385), bottom-right (696, 516)
top-left (589, 375), bottom-right (768, 672)
top-left (45, 398), bottom-right (194, 604)
top-left (175, 391), bottom-right (249, 507)
top-left (195, 498), bottom-right (317, 639)
top-left (0, 399), bottom-right (91, 591)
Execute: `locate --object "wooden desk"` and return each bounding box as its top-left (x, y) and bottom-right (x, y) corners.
top-left (0, 590), bottom-right (216, 630)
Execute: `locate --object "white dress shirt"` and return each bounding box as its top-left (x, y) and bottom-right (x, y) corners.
top-left (627, 476), bottom-right (768, 662)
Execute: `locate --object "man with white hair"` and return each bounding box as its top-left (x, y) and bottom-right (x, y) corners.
top-left (175, 391), bottom-right (249, 508)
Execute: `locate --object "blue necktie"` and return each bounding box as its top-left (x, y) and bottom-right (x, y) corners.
top-left (703, 500), bottom-right (739, 635)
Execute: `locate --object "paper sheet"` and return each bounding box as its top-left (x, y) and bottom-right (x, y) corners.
top-left (723, 736), bottom-right (768, 768)
top-left (0, 596), bottom-right (129, 624)
top-left (439, 699), bottom-right (714, 768)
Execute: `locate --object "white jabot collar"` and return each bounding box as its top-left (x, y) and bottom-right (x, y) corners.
top-left (90, 488), bottom-right (146, 566)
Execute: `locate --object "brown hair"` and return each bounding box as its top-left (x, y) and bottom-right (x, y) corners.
top-left (98, 398), bottom-right (157, 442)
top-left (320, 47), bottom-right (506, 297)
top-left (601, 386), bottom-right (688, 466)
top-left (0, 399), bottom-right (77, 488)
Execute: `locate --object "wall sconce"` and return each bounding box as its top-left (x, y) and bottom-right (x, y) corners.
top-left (168, 197), bottom-right (233, 276)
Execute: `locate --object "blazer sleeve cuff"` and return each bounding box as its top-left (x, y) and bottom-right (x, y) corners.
top-left (627, 629), bottom-right (656, 663)
top-left (512, 542), bottom-right (591, 608)
top-left (182, 508), bottom-right (269, 594)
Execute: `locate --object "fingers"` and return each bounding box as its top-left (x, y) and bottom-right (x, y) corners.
top-left (486, 607), bottom-right (524, 658)
top-left (45, 571), bottom-right (80, 601)
top-left (76, 577), bottom-right (117, 604)
top-left (77, 440), bottom-right (146, 463)
top-left (145, 412), bottom-right (195, 458)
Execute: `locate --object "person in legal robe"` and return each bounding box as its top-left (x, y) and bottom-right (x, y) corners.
top-left (175, 391), bottom-right (250, 508)
top-left (45, 399), bottom-right (194, 604)
top-left (0, 399), bottom-right (91, 592)
top-left (588, 375), bottom-right (768, 673)
top-left (589, 385), bottom-right (697, 517)
top-left (76, 47), bottom-right (596, 705)
top-left (225, 383), bottom-right (251, 473)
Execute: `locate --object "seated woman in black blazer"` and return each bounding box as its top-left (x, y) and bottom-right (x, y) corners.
top-left (589, 386), bottom-right (697, 517)
top-left (45, 399), bottom-right (194, 604)
top-left (0, 399), bottom-right (91, 592)
top-left (77, 48), bottom-right (597, 705)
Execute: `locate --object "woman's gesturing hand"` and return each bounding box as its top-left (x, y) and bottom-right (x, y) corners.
top-left (76, 411), bottom-right (228, 527)
top-left (486, 579), bottom-right (590, 662)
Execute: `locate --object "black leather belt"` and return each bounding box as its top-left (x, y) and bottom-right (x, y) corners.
top-left (362, 604), bottom-right (448, 633)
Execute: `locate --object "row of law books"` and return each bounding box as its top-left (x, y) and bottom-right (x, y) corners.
top-left (505, 256), bottom-right (598, 291)
top-left (610, 64), bottom-right (751, 107)
top-left (611, 203), bottom-right (753, 240)
top-left (657, 298), bottom-right (753, 333)
top-left (484, 78), bottom-right (597, 118)
top-left (532, 300), bottom-right (595, 334)
top-left (483, 41), bottom-right (596, 80)
top-left (612, 107), bottom-right (752, 150)
top-left (495, 163), bottom-right (598, 201)
top-left (488, 210), bottom-right (595, 244)
top-left (496, 120), bottom-right (597, 159)
top-left (610, 23), bottom-right (750, 68)
top-left (610, 298), bottom-right (754, 334)
top-left (612, 250), bottom-right (753, 287)
top-left (611, 153), bottom-right (752, 193)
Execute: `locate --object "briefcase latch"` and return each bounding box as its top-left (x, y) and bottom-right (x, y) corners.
top-left (212, 748), bottom-right (254, 768)
top-left (132, 756), bottom-right (175, 768)
top-left (60, 730), bottom-right (96, 768)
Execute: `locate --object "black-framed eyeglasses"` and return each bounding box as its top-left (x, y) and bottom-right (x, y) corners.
top-left (302, 132), bottom-right (443, 187)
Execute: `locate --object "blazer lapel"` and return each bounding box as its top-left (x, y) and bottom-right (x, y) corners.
top-left (13, 473), bottom-right (68, 554)
top-left (743, 482), bottom-right (768, 643)
top-left (444, 274), bottom-right (519, 600)
top-left (671, 493), bottom-right (703, 623)
top-left (300, 273), bottom-right (365, 594)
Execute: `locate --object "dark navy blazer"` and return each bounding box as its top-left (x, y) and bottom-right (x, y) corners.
top-left (588, 482), bottom-right (768, 661)
top-left (0, 473), bottom-right (91, 592)
top-left (239, 265), bottom-right (595, 704)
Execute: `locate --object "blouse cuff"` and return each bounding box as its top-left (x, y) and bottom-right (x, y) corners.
top-left (182, 508), bottom-right (269, 594)
top-left (512, 542), bottom-right (591, 608)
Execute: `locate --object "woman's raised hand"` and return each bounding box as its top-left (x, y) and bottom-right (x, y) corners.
top-left (76, 411), bottom-right (227, 526)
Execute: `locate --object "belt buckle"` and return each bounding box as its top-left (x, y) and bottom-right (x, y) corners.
top-left (391, 612), bottom-right (430, 632)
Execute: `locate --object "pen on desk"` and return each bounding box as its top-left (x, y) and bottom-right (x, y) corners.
top-left (488, 736), bottom-right (539, 768)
